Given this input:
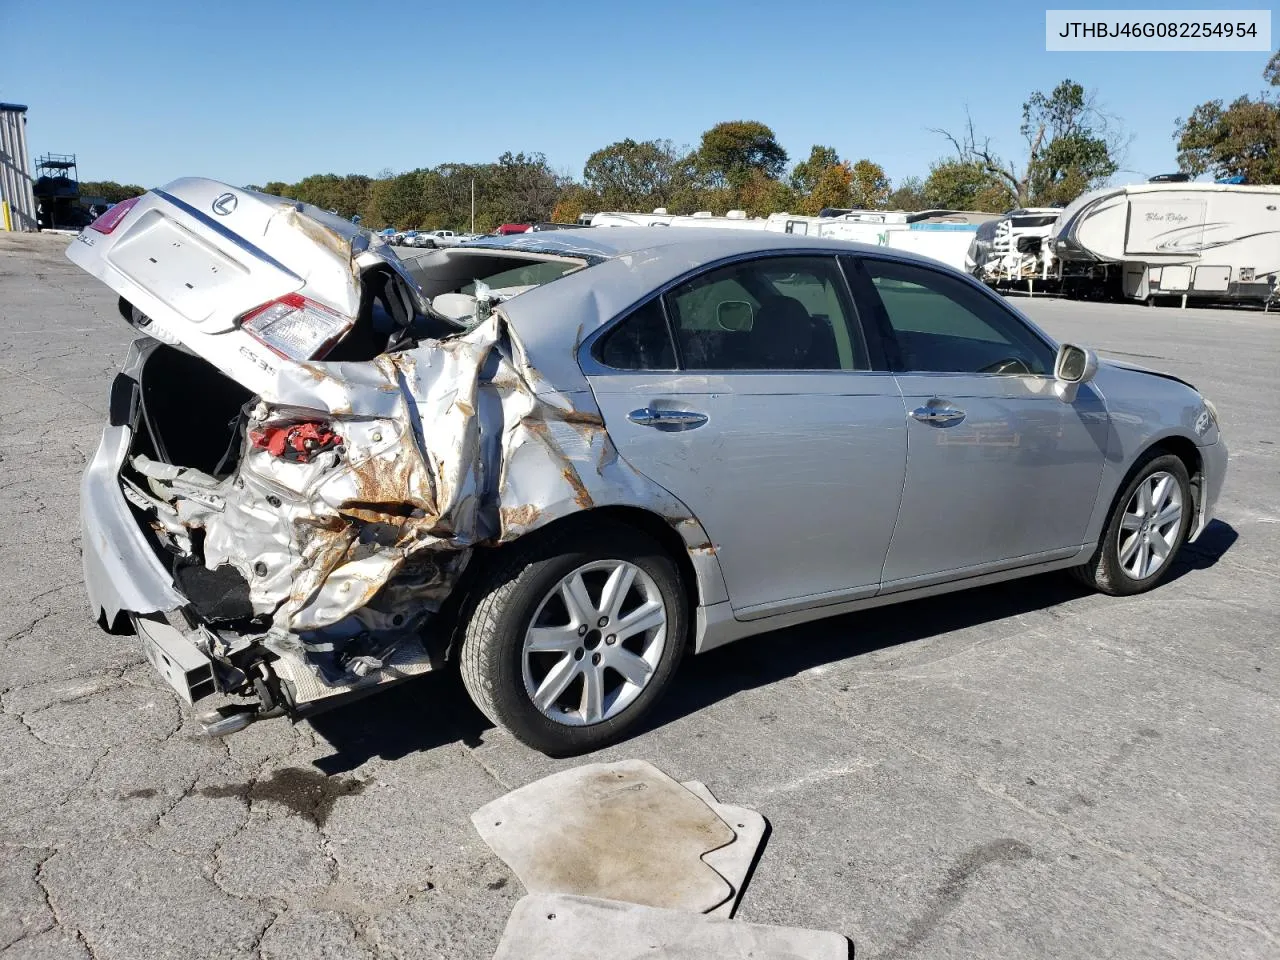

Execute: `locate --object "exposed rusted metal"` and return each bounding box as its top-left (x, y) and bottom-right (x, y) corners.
top-left (561, 466), bottom-right (595, 510)
top-left (500, 503), bottom-right (542, 531)
top-left (70, 179), bottom-right (714, 699)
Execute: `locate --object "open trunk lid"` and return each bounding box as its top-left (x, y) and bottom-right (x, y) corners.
top-left (66, 177), bottom-right (420, 403)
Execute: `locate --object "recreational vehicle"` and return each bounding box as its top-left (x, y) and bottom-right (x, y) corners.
top-left (1049, 181), bottom-right (1280, 305)
top-left (813, 210), bottom-right (997, 271)
top-left (589, 210), bottom-right (768, 230)
top-left (589, 208), bottom-right (996, 272)
top-left (966, 208), bottom-right (1063, 288)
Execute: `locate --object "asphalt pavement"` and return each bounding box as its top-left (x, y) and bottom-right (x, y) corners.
top-left (1, 231), bottom-right (1276, 959)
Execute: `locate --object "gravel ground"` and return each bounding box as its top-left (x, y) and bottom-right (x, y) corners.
top-left (1, 231), bottom-right (1276, 959)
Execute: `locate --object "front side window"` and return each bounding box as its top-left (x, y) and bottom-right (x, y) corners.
top-left (861, 259), bottom-right (1055, 375)
top-left (663, 257), bottom-right (866, 371)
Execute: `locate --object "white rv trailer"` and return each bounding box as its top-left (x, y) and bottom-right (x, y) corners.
top-left (668, 210), bottom-right (770, 230)
top-left (589, 208), bottom-right (995, 272)
top-left (888, 221), bottom-right (986, 272)
top-left (1049, 181), bottom-right (1280, 305)
top-left (589, 209), bottom-right (769, 230)
top-left (965, 208), bottom-right (1062, 288)
top-left (589, 211), bottom-right (674, 228)
top-left (814, 210), bottom-right (996, 271)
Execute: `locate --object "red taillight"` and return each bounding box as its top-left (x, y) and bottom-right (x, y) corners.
top-left (89, 195), bottom-right (143, 234)
top-left (238, 293), bottom-right (355, 361)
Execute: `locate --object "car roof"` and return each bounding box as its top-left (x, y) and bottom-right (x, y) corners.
top-left (469, 225), bottom-right (848, 261)
top-left (491, 226), bottom-right (951, 393)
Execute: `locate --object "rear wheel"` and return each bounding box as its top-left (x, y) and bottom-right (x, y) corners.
top-left (1071, 452), bottom-right (1192, 596)
top-left (458, 523), bottom-right (686, 755)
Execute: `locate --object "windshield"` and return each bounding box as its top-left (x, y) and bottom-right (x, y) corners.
top-left (459, 259), bottom-right (582, 295)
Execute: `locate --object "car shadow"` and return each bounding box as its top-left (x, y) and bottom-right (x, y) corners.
top-left (647, 519), bottom-right (1238, 733)
top-left (309, 670), bottom-right (492, 775)
top-left (308, 520), bottom-right (1238, 772)
top-left (1164, 518), bottom-right (1237, 583)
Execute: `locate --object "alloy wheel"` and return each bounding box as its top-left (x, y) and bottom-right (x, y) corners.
top-left (1117, 470), bottom-right (1184, 580)
top-left (521, 559), bottom-right (667, 726)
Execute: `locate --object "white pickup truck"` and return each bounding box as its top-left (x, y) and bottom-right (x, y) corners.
top-left (409, 229), bottom-right (467, 249)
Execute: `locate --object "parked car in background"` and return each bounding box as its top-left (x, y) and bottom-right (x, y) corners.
top-left (528, 222), bottom-right (590, 232)
top-left (66, 178), bottom-right (1227, 755)
top-left (409, 229), bottom-right (465, 249)
top-left (496, 223), bottom-right (530, 235)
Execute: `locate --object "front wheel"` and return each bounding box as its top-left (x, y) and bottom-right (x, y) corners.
top-left (1071, 452), bottom-right (1192, 596)
top-left (458, 523), bottom-right (686, 755)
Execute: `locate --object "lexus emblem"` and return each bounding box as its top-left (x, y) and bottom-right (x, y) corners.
top-left (211, 192), bottom-right (238, 216)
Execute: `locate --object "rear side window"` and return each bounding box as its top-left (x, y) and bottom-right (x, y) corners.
top-left (595, 299), bottom-right (677, 370)
top-left (664, 256), bottom-right (866, 371)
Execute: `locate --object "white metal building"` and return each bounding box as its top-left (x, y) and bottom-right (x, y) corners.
top-left (1, 103), bottom-right (38, 231)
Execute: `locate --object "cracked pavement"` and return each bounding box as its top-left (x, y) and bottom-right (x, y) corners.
top-left (1, 232), bottom-right (1277, 959)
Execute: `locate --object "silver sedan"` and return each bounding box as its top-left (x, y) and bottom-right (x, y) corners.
top-left (68, 179), bottom-right (1226, 755)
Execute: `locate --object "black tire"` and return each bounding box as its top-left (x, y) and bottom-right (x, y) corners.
top-left (1070, 452), bottom-right (1192, 596)
top-left (458, 522), bottom-right (687, 756)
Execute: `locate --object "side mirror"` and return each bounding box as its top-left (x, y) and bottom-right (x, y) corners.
top-left (1053, 343), bottom-right (1098, 403)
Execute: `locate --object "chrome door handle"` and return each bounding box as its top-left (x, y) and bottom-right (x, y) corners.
top-left (627, 407), bottom-right (708, 429)
top-left (910, 405), bottom-right (966, 426)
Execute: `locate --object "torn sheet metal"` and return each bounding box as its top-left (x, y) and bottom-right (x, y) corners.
top-left (67, 177), bottom-right (718, 698)
top-left (133, 310), bottom-right (701, 689)
top-left (472, 760), bottom-right (736, 913)
top-left (493, 894), bottom-right (852, 960)
top-left (143, 312), bottom-right (691, 624)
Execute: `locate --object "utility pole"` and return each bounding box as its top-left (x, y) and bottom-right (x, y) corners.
top-left (470, 178), bottom-right (475, 233)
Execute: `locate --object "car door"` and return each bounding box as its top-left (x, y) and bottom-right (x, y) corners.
top-left (847, 255), bottom-right (1109, 590)
top-left (581, 254), bottom-right (907, 618)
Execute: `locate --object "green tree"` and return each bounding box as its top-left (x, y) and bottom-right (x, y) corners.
top-left (551, 184), bottom-right (598, 224)
top-left (736, 169), bottom-right (796, 218)
top-left (849, 159), bottom-right (891, 208)
top-left (78, 181), bottom-right (145, 203)
top-left (795, 162), bottom-right (850, 215)
top-left (934, 80), bottom-right (1123, 206)
top-left (923, 160), bottom-right (1014, 212)
top-left (1020, 81), bottom-right (1120, 205)
top-left (583, 138), bottom-right (700, 211)
top-left (287, 173), bottom-right (372, 219)
top-left (260, 181), bottom-right (292, 197)
top-left (886, 176), bottom-right (927, 210)
top-left (1175, 54), bottom-right (1280, 184)
top-left (789, 145), bottom-right (840, 195)
top-left (1175, 95), bottom-right (1280, 183)
top-left (481, 152), bottom-right (566, 226)
top-left (364, 171), bottom-right (427, 229)
top-left (697, 121), bottom-right (788, 189)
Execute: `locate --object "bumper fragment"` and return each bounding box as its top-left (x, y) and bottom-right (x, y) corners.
top-left (134, 616), bottom-right (218, 704)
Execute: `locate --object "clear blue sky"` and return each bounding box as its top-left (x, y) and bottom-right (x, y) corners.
top-left (1, 0), bottom-right (1272, 189)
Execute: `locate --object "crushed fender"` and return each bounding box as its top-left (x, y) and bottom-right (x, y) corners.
top-left (133, 312), bottom-right (687, 692)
